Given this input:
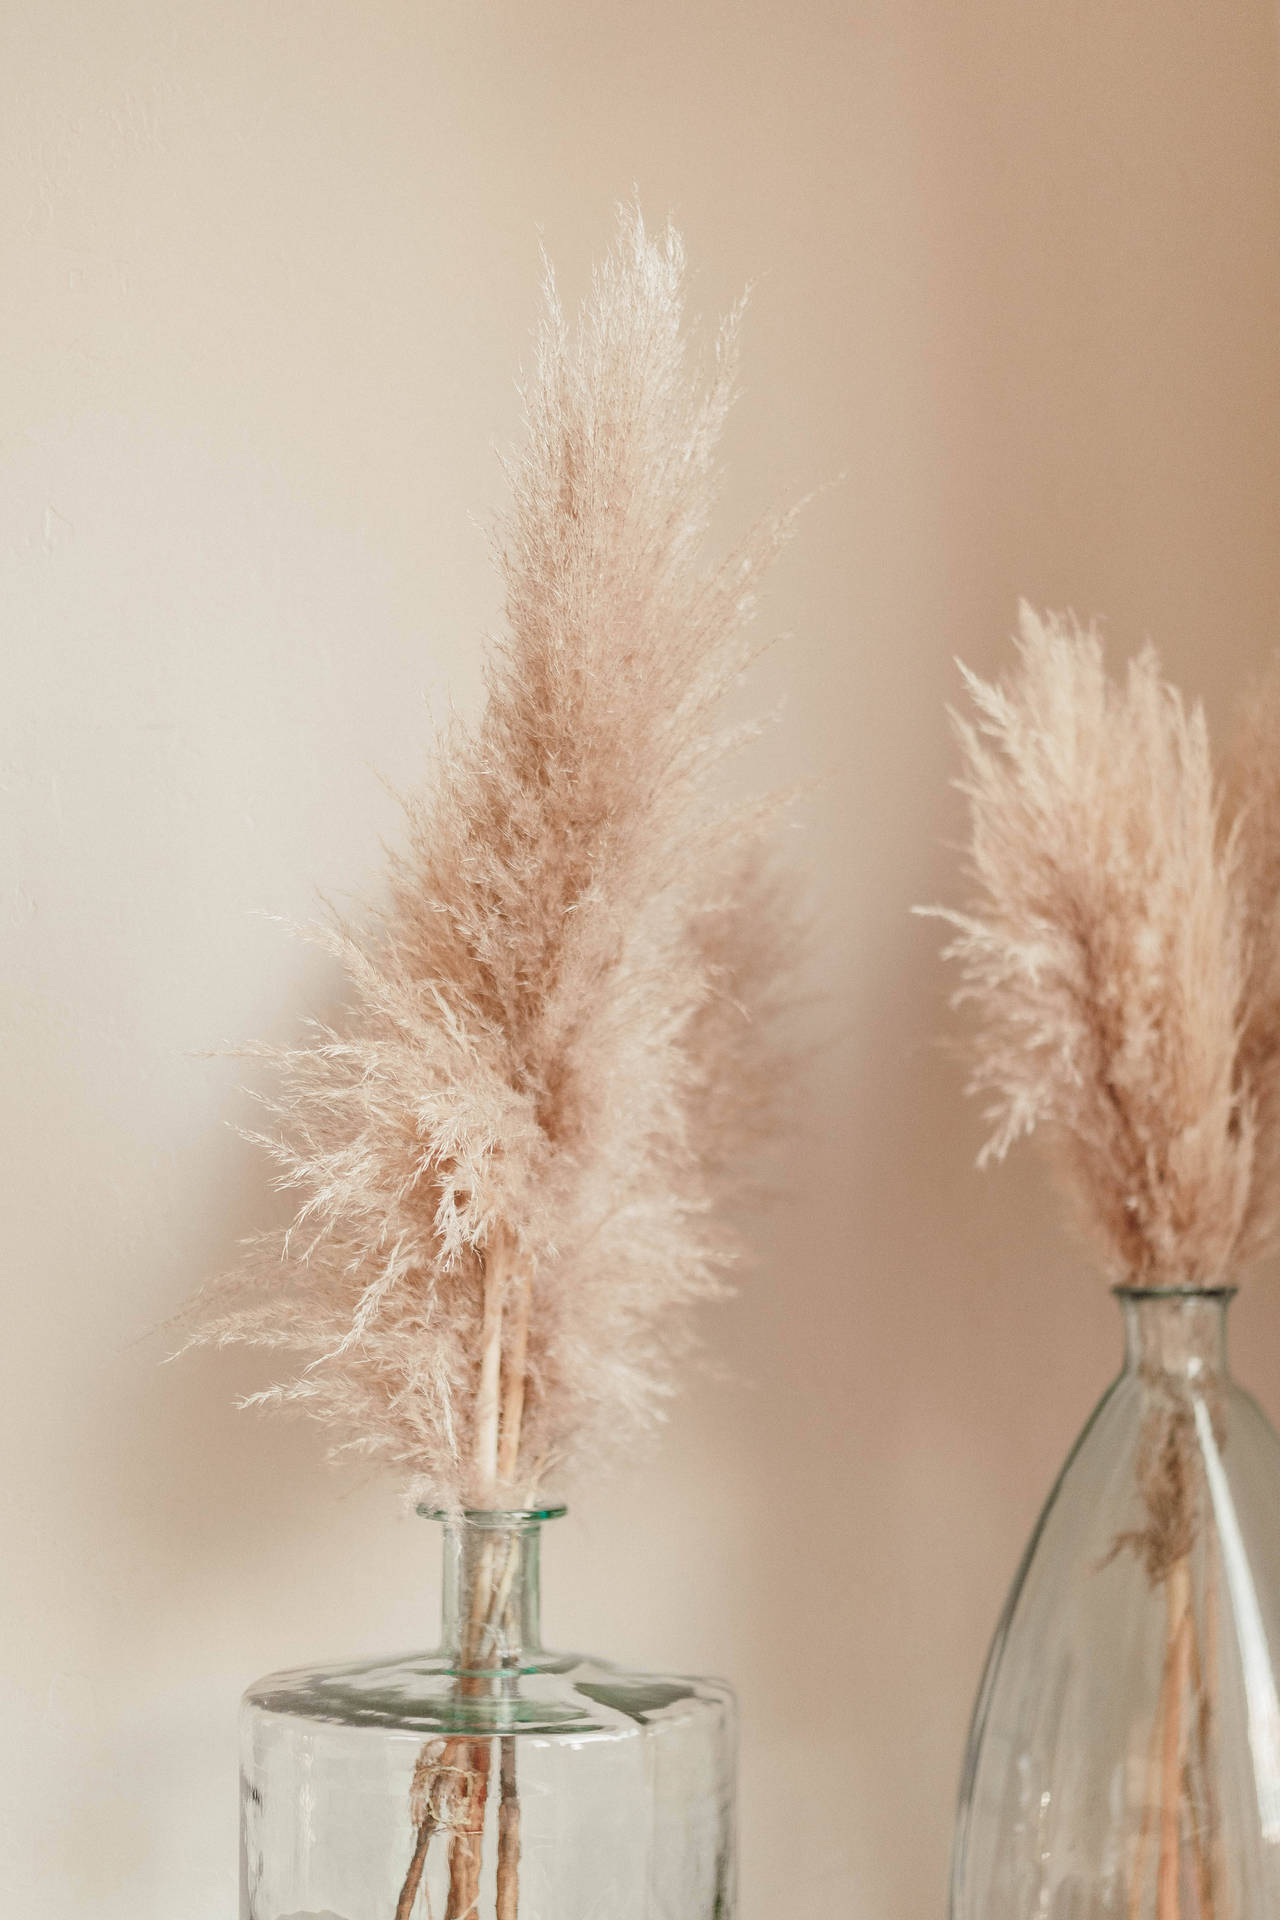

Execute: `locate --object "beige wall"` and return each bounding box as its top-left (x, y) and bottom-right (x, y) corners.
top-left (6, 4), bottom-right (1280, 1915)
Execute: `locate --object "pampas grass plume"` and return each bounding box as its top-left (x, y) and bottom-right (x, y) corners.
top-left (185, 207), bottom-right (800, 1511)
top-left (923, 604), bottom-right (1280, 1288)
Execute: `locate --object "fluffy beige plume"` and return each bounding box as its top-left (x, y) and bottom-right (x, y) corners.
top-left (925, 604), bottom-right (1260, 1287)
top-left (187, 207), bottom-right (799, 1508)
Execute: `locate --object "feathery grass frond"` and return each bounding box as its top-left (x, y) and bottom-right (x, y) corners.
top-left (923, 604), bottom-right (1263, 1286)
top-left (186, 206), bottom-right (800, 1507)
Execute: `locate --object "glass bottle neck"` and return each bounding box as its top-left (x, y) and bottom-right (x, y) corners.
top-left (1117, 1287), bottom-right (1233, 1383)
top-left (434, 1510), bottom-right (562, 1668)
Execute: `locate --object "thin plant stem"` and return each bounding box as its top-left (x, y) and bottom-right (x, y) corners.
top-left (1183, 1612), bottom-right (1211, 1919)
top-left (444, 1737), bottom-right (491, 1920)
top-left (447, 1254), bottom-right (533, 1920)
top-left (1180, 1759), bottom-right (1213, 1920)
top-left (1157, 1556), bottom-right (1193, 1919)
top-left (1182, 1549), bottom-right (1219, 1919)
top-left (474, 1235), bottom-right (511, 1508)
top-left (394, 1231), bottom-right (536, 1920)
top-left (443, 1560), bottom-right (498, 1920)
top-left (497, 1271), bottom-right (533, 1492)
top-left (395, 1813), bottom-right (437, 1920)
top-left (488, 1271), bottom-right (533, 1918)
top-left (496, 1736), bottom-right (520, 1920)
top-left (1129, 1619), bottom-right (1180, 1920)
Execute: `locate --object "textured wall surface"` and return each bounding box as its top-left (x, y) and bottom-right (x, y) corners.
top-left (5, 4), bottom-right (1280, 1914)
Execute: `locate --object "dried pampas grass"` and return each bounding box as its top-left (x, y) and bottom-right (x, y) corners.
top-left (924, 603), bottom-right (1280, 1287)
top-left (185, 207), bottom-right (800, 1510)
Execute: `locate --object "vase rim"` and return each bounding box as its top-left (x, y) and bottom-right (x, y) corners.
top-left (414, 1504), bottom-right (568, 1527)
top-left (1112, 1283), bottom-right (1238, 1301)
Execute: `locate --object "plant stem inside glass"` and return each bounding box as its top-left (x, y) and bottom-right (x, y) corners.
top-left (951, 1284), bottom-right (1280, 1918)
top-left (394, 1509), bottom-right (556, 1920)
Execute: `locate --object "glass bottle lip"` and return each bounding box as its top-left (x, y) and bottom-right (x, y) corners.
top-left (1112, 1283), bottom-right (1238, 1302)
top-left (415, 1504), bottom-right (568, 1528)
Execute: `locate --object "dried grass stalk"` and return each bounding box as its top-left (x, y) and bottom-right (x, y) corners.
top-left (184, 204), bottom-right (800, 1517)
top-left (925, 610), bottom-right (1280, 1920)
top-left (922, 603), bottom-right (1272, 1287)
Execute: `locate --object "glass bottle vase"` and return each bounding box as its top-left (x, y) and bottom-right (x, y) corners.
top-left (239, 1506), bottom-right (736, 1920)
top-left (952, 1285), bottom-right (1280, 1919)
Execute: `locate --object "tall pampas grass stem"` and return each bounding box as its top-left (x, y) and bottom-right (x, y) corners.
top-left (185, 204), bottom-right (801, 1920)
top-left (923, 605), bottom-right (1280, 1920)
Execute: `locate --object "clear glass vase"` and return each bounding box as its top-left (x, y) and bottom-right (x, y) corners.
top-left (952, 1285), bottom-right (1280, 1919)
top-left (240, 1506), bottom-right (736, 1920)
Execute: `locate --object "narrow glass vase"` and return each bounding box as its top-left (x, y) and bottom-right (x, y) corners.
top-left (951, 1285), bottom-right (1280, 1919)
top-left (240, 1507), bottom-right (736, 1920)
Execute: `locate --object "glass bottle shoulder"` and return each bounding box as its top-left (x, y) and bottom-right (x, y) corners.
top-left (243, 1645), bottom-right (735, 1741)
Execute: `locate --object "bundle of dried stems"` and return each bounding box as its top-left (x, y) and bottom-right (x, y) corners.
top-left (925, 604), bottom-right (1280, 1919)
top-left (187, 205), bottom-right (799, 1920)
